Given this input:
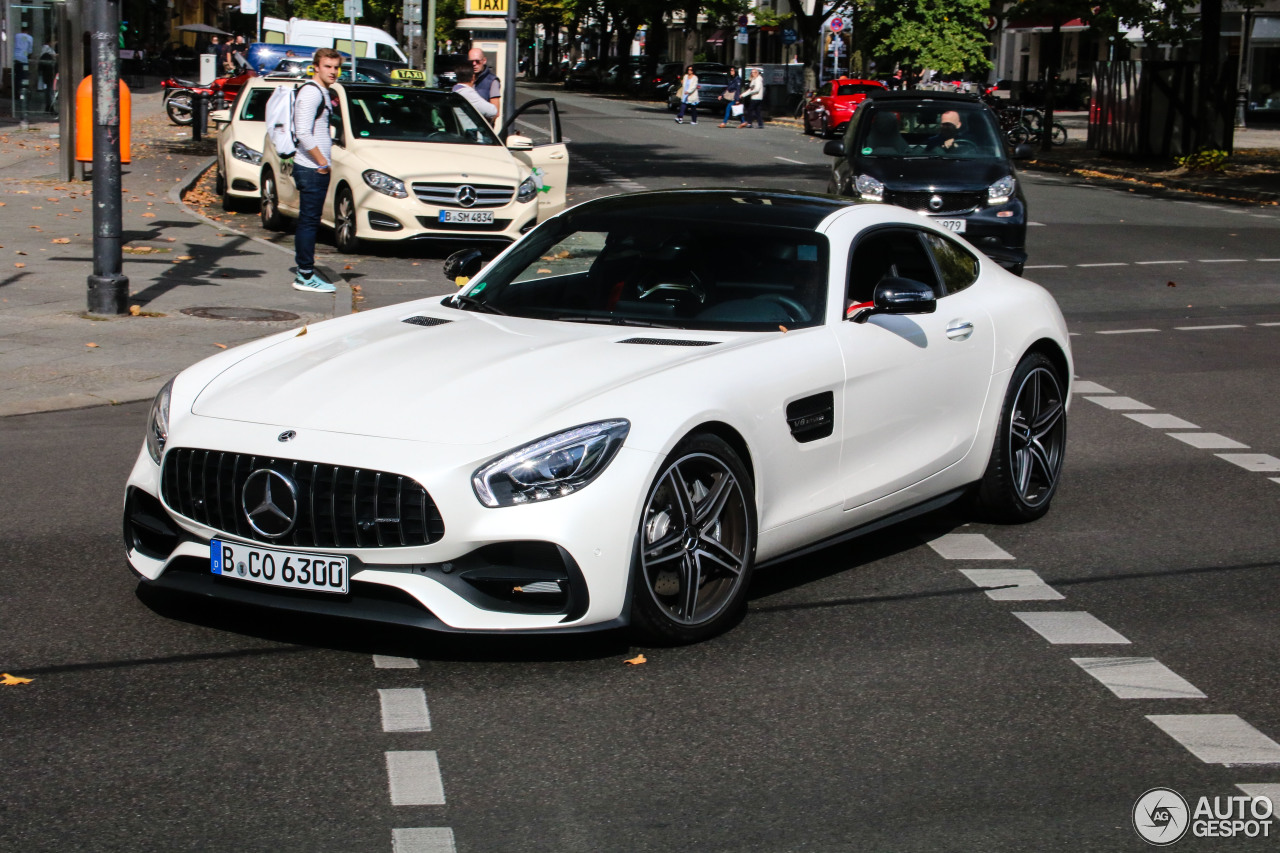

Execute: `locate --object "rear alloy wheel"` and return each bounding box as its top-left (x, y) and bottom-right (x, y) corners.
top-left (972, 352), bottom-right (1067, 523)
top-left (631, 434), bottom-right (756, 644)
top-left (334, 186), bottom-right (361, 254)
top-left (260, 168), bottom-right (287, 231)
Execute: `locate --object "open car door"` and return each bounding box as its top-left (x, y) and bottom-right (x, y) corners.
top-left (502, 98), bottom-right (569, 218)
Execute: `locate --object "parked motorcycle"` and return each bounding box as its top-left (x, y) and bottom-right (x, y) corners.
top-left (162, 70), bottom-right (255, 126)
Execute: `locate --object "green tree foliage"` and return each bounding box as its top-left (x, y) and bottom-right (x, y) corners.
top-left (862, 0), bottom-right (990, 74)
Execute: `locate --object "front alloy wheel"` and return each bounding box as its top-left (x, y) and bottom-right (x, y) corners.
top-left (334, 186), bottom-right (360, 253)
top-left (260, 169), bottom-right (287, 231)
top-left (972, 352), bottom-right (1067, 523)
top-left (631, 434), bottom-right (756, 644)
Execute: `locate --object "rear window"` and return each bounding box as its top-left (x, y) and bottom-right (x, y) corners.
top-left (836, 83), bottom-right (881, 97)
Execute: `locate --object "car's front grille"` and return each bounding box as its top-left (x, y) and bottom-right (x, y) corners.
top-left (160, 448), bottom-right (445, 549)
top-left (411, 182), bottom-right (514, 208)
top-left (889, 191), bottom-right (985, 215)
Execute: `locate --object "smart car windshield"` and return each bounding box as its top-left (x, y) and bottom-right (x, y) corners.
top-left (455, 216), bottom-right (829, 330)
top-left (856, 103), bottom-right (1004, 159)
top-left (343, 88), bottom-right (500, 145)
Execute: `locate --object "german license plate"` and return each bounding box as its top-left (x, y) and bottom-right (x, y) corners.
top-left (439, 209), bottom-right (494, 224)
top-left (931, 218), bottom-right (966, 233)
top-left (211, 539), bottom-right (349, 594)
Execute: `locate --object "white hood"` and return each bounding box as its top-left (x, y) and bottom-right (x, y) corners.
top-left (348, 141), bottom-right (523, 184)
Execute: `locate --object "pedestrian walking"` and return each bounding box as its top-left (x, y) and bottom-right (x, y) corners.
top-left (13, 22), bottom-right (34, 104)
top-left (291, 47), bottom-right (343, 294)
top-left (739, 67), bottom-right (764, 129)
top-left (674, 66), bottom-right (699, 124)
top-left (469, 48), bottom-right (501, 117)
top-left (718, 66), bottom-right (742, 128)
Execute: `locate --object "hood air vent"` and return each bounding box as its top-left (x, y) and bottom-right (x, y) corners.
top-left (403, 316), bottom-right (453, 327)
top-left (618, 337), bottom-right (718, 347)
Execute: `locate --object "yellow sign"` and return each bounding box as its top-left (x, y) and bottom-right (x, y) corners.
top-left (391, 68), bottom-right (427, 86)
top-left (465, 0), bottom-right (507, 14)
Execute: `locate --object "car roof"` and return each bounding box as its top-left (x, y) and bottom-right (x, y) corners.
top-left (867, 89), bottom-right (983, 104)
top-left (561, 189), bottom-right (854, 232)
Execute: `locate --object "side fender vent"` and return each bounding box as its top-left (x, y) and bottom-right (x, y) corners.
top-left (403, 316), bottom-right (453, 327)
top-left (618, 337), bottom-right (718, 347)
top-left (786, 392), bottom-right (835, 443)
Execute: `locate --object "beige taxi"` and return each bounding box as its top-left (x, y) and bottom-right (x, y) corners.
top-left (210, 76), bottom-right (296, 210)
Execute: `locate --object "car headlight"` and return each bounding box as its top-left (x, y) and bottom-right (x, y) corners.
top-left (473, 420), bottom-right (630, 507)
top-left (363, 169), bottom-right (408, 199)
top-left (854, 174), bottom-right (885, 201)
top-left (988, 175), bottom-right (1016, 205)
top-left (516, 175), bottom-right (539, 204)
top-left (231, 141), bottom-right (262, 165)
top-left (145, 378), bottom-right (174, 464)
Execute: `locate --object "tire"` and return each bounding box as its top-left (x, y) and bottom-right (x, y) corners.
top-left (630, 434), bottom-right (757, 645)
top-left (1006, 124), bottom-right (1030, 147)
top-left (214, 164), bottom-right (226, 197)
top-left (819, 115), bottom-right (830, 138)
top-left (166, 92), bottom-right (193, 126)
top-left (1050, 123), bottom-right (1067, 146)
top-left (334, 185), bottom-right (361, 254)
top-left (803, 113), bottom-right (815, 136)
top-left (971, 352), bottom-right (1067, 523)
top-left (260, 167), bottom-right (287, 232)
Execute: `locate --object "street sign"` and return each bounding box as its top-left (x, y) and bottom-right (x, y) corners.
top-left (464, 0), bottom-right (507, 14)
top-left (240, 0), bottom-right (258, 15)
top-left (343, 0), bottom-right (362, 17)
top-left (403, 0), bottom-right (422, 22)
top-left (782, 28), bottom-right (797, 45)
top-left (406, 23), bottom-right (422, 37)
top-left (829, 16), bottom-right (844, 33)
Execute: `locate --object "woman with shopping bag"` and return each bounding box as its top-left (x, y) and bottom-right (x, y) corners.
top-left (718, 66), bottom-right (743, 128)
top-left (675, 66), bottom-right (700, 125)
top-left (739, 67), bottom-right (764, 129)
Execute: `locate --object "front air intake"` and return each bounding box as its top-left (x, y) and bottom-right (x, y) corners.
top-left (617, 337), bottom-right (718, 347)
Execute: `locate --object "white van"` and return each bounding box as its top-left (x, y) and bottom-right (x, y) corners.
top-left (261, 16), bottom-right (407, 64)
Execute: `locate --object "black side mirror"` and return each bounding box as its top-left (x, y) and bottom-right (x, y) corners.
top-left (443, 248), bottom-right (485, 283)
top-left (823, 139), bottom-right (845, 157)
top-left (1012, 142), bottom-right (1034, 160)
top-left (849, 276), bottom-right (937, 323)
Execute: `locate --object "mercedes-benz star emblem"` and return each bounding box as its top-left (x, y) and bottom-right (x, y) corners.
top-left (456, 185), bottom-right (478, 208)
top-left (241, 468), bottom-right (299, 539)
top-left (278, 430), bottom-right (296, 443)
top-left (928, 194), bottom-right (944, 211)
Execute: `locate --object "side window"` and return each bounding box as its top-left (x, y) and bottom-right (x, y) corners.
top-left (848, 229), bottom-right (941, 304)
top-left (376, 43), bottom-right (398, 62)
top-left (922, 232), bottom-right (979, 295)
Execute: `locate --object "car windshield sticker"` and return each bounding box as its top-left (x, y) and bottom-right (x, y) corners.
top-left (798, 244), bottom-right (818, 262)
top-left (384, 93), bottom-right (404, 100)
top-left (861, 147), bottom-right (873, 154)
top-left (468, 282), bottom-right (487, 296)
top-left (360, 130), bottom-right (370, 136)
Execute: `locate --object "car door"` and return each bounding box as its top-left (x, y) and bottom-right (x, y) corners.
top-left (502, 98), bottom-right (568, 217)
top-left (322, 83), bottom-right (355, 227)
top-left (836, 225), bottom-right (995, 511)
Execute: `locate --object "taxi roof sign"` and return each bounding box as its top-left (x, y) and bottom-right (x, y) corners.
top-left (465, 0), bottom-right (507, 14)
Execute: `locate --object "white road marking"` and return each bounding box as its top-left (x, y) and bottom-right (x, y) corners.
top-left (374, 655), bottom-right (420, 669)
top-left (1251, 214), bottom-right (1276, 219)
top-left (1025, 264), bottom-right (1067, 269)
top-left (1086, 395), bottom-right (1153, 411)
top-left (1272, 478), bottom-right (1280, 486)
top-left (1097, 329), bottom-right (1159, 335)
top-left (393, 828), bottom-right (457, 853)
top-left (1013, 611), bottom-right (1131, 644)
top-left (959, 568), bottom-right (1063, 600)
top-left (386, 751), bottom-right (446, 805)
top-left (1258, 259), bottom-right (1280, 263)
top-left (1125, 413), bottom-right (1200, 429)
top-left (1236, 784), bottom-right (1280, 815)
top-left (774, 156), bottom-right (805, 164)
top-left (928, 533), bottom-right (1014, 560)
top-left (1028, 221), bottom-right (1047, 226)
top-left (1168, 432), bottom-right (1250, 450)
top-left (1071, 381), bottom-right (1113, 394)
top-left (1176, 324), bottom-right (1246, 330)
top-left (1135, 260), bottom-right (1187, 265)
top-left (1216, 454), bottom-right (1280, 473)
top-left (1072, 658), bottom-right (1207, 699)
top-left (380, 688), bottom-right (433, 733)
top-left (1258, 322), bottom-right (1280, 327)
top-left (1077, 262), bottom-right (1128, 267)
top-left (1147, 715), bottom-right (1280, 765)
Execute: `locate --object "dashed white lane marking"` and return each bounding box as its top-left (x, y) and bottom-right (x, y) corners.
top-left (1013, 611), bottom-right (1131, 644)
top-left (959, 569), bottom-right (1063, 600)
top-left (380, 688), bottom-right (433, 733)
top-left (1027, 221), bottom-right (1046, 226)
top-left (1086, 395), bottom-right (1153, 411)
top-left (1071, 380), bottom-right (1113, 394)
top-left (1259, 259), bottom-right (1280, 263)
top-left (1199, 259), bottom-right (1248, 263)
top-left (1217, 454), bottom-right (1280, 473)
top-left (1135, 260), bottom-right (1187, 265)
top-left (1175, 324), bottom-right (1246, 331)
top-left (1147, 715), bottom-right (1280, 765)
top-left (1126, 413), bottom-right (1200, 429)
top-left (374, 655), bottom-right (420, 669)
top-left (1237, 784), bottom-right (1280, 813)
top-left (774, 156), bottom-right (805, 164)
top-left (1272, 477), bottom-right (1280, 486)
top-left (1260, 322), bottom-right (1280, 327)
top-left (1097, 328), bottom-right (1159, 335)
top-left (392, 827), bottom-right (457, 853)
top-left (1072, 658), bottom-right (1207, 699)
top-left (386, 751), bottom-right (446, 805)
top-left (1025, 264), bottom-right (1067, 269)
top-left (928, 533), bottom-right (1014, 560)
top-left (1169, 432), bottom-right (1250, 450)
top-left (1078, 262), bottom-right (1128, 267)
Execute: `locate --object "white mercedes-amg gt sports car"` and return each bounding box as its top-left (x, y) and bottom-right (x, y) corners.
top-left (123, 189), bottom-right (1071, 644)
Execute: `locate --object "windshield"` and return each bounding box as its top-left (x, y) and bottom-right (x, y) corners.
top-left (455, 217), bottom-right (829, 331)
top-left (344, 88), bottom-right (500, 145)
top-left (856, 103), bottom-right (1004, 159)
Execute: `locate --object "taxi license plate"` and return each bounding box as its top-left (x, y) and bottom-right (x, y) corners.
top-left (211, 539), bottom-right (348, 594)
top-left (931, 218), bottom-right (966, 233)
top-left (440, 210), bottom-right (494, 224)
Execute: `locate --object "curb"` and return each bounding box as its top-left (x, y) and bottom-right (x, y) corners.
top-left (168, 156), bottom-right (293, 256)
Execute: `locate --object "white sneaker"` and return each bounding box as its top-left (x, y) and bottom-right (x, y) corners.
top-left (674, 117), bottom-right (682, 124)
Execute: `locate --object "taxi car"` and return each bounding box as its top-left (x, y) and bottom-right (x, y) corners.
top-left (259, 83), bottom-right (568, 251)
top-left (803, 77), bottom-right (887, 138)
top-left (210, 76), bottom-right (295, 210)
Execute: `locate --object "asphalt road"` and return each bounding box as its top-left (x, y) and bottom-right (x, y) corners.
top-left (3, 87), bottom-right (1280, 853)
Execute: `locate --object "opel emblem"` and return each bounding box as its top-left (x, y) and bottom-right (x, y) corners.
top-left (241, 468), bottom-right (299, 539)
top-left (278, 430), bottom-right (296, 442)
top-left (456, 185), bottom-right (478, 208)
top-left (928, 194), bottom-right (944, 211)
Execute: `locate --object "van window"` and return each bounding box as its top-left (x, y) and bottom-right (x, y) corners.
top-left (335, 39), bottom-right (369, 58)
top-left (265, 32), bottom-right (285, 44)
top-left (376, 42), bottom-right (399, 62)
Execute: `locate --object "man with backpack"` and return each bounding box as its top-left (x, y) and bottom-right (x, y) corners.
top-left (290, 48), bottom-right (342, 293)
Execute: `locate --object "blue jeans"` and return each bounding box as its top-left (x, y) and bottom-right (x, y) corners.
top-left (723, 100), bottom-right (740, 123)
top-left (293, 164), bottom-right (330, 274)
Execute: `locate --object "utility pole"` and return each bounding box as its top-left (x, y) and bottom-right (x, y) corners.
top-left (87, 0), bottom-right (129, 315)
top-left (502, 0), bottom-right (517, 129)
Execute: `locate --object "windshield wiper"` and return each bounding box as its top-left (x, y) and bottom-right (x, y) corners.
top-left (546, 314), bottom-right (684, 329)
top-left (449, 294), bottom-right (508, 316)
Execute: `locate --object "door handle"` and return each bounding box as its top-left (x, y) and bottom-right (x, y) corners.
top-left (549, 152), bottom-right (566, 160)
top-left (946, 320), bottom-right (975, 340)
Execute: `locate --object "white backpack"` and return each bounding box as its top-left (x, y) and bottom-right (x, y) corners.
top-left (265, 80), bottom-right (325, 159)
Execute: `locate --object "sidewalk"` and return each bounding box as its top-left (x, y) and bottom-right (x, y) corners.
top-left (0, 91), bottom-right (353, 417)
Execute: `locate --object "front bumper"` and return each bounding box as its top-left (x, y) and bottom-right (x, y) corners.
top-left (350, 180), bottom-right (539, 245)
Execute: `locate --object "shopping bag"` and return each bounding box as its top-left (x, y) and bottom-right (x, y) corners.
top-left (731, 103), bottom-right (744, 117)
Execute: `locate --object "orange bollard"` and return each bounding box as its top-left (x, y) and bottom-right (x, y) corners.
top-left (75, 76), bottom-right (132, 164)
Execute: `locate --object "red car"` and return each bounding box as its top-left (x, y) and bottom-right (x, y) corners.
top-left (803, 77), bottom-right (887, 138)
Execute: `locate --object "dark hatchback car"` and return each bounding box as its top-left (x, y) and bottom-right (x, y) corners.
top-left (824, 90), bottom-right (1031, 274)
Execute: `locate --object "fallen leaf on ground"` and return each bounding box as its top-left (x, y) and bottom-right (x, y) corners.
top-left (295, 326), bottom-right (308, 337)
top-left (344, 264), bottom-right (353, 270)
top-left (214, 343), bottom-right (227, 349)
top-left (177, 255), bottom-right (192, 260)
top-left (14, 263), bottom-right (25, 268)
top-left (1, 673), bottom-right (33, 686)
top-left (51, 238), bottom-right (70, 244)
top-left (141, 213), bottom-right (156, 218)
top-left (1167, 281), bottom-right (1177, 287)
top-left (625, 654), bottom-right (647, 666)
top-left (86, 342), bottom-right (99, 348)
top-left (129, 305), bottom-right (141, 316)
